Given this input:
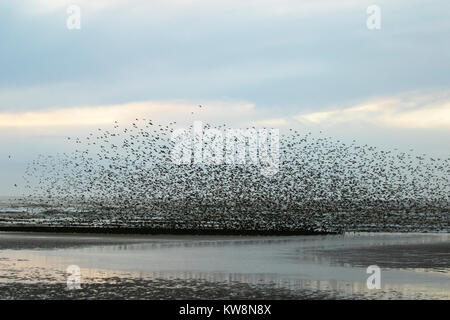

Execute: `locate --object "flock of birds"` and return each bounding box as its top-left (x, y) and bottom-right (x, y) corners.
top-left (13, 106), bottom-right (450, 233)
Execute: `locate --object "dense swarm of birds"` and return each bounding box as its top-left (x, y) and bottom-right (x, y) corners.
top-left (11, 106), bottom-right (450, 233)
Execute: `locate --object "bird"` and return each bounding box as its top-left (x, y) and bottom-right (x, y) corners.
top-left (15, 104), bottom-right (450, 235)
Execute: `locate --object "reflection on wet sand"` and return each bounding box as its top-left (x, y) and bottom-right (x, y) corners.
top-left (0, 232), bottom-right (449, 299)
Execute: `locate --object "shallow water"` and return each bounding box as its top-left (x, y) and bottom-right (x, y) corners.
top-left (0, 232), bottom-right (449, 299)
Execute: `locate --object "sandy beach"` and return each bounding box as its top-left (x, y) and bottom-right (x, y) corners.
top-left (0, 232), bottom-right (448, 300)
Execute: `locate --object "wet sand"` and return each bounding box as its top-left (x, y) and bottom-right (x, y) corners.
top-left (0, 232), bottom-right (449, 300)
top-left (0, 225), bottom-right (336, 236)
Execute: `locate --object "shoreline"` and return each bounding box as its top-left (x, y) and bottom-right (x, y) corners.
top-left (0, 225), bottom-right (340, 236)
top-left (1, 232), bottom-right (448, 300)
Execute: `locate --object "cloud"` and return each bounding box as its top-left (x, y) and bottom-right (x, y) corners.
top-left (26, 0), bottom-right (364, 15)
top-left (24, 0), bottom-right (128, 13)
top-left (249, 118), bottom-right (289, 127)
top-left (3, 90), bottom-right (449, 132)
top-left (295, 90), bottom-right (450, 129)
top-left (4, 0), bottom-right (449, 113)
top-left (0, 100), bottom-right (263, 128)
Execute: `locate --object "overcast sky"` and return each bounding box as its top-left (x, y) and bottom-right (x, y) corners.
top-left (1, 0), bottom-right (449, 195)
